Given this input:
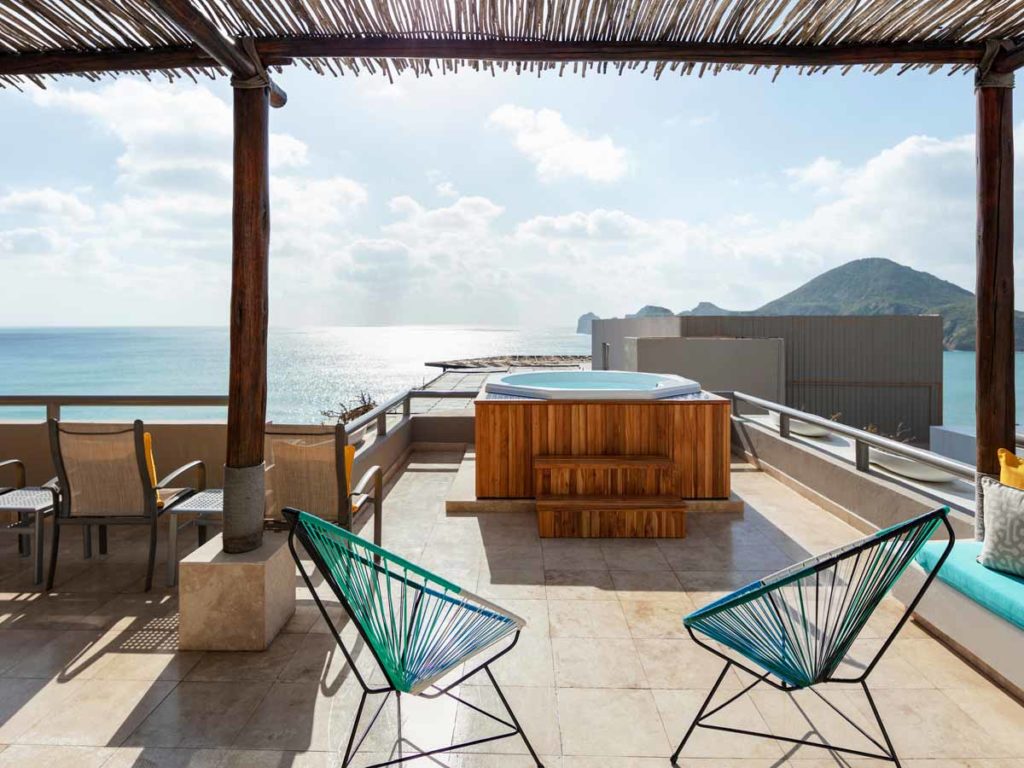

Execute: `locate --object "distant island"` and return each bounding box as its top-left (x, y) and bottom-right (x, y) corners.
top-left (577, 257), bottom-right (1024, 351)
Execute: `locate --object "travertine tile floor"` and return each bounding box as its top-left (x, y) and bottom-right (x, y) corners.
top-left (0, 452), bottom-right (1022, 767)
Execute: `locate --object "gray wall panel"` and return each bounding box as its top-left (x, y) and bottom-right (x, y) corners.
top-left (592, 315), bottom-right (943, 439)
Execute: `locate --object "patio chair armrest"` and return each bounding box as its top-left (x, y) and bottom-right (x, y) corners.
top-left (157, 460), bottom-right (206, 491)
top-left (352, 464), bottom-right (382, 499)
top-left (0, 459), bottom-right (25, 489)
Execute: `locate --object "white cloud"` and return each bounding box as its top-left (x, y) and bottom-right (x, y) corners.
top-left (435, 181), bottom-right (459, 198)
top-left (0, 188), bottom-right (94, 222)
top-left (0, 81), bottom-right (369, 324)
top-left (489, 105), bottom-right (628, 183)
top-left (1, 80), bottom-right (1015, 326)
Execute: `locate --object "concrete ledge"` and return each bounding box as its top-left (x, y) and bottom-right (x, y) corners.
top-left (178, 532), bottom-right (295, 651)
top-left (733, 417), bottom-right (975, 539)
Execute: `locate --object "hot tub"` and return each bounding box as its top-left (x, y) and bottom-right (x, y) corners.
top-left (485, 370), bottom-right (701, 401)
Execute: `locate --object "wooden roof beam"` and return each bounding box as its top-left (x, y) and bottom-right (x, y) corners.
top-left (147, 0), bottom-right (287, 106)
top-left (253, 37), bottom-right (987, 67)
top-left (0, 38), bottom-right (989, 78)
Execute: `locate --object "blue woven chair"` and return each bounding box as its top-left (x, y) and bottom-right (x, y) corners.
top-left (673, 507), bottom-right (954, 767)
top-left (284, 507), bottom-right (543, 768)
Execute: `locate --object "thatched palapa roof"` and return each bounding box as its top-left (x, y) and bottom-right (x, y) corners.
top-left (2, 0), bottom-right (1024, 90)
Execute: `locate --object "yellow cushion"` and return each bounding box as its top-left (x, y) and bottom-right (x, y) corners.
top-left (143, 432), bottom-right (158, 488)
top-left (998, 448), bottom-right (1024, 490)
top-left (344, 444), bottom-right (356, 497)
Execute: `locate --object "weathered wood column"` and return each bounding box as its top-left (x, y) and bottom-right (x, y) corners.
top-left (975, 60), bottom-right (1015, 477)
top-left (224, 83), bottom-right (271, 554)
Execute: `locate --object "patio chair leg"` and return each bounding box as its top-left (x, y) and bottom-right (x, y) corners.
top-left (485, 665), bottom-right (544, 767)
top-left (145, 519), bottom-right (158, 592)
top-left (98, 525), bottom-right (107, 555)
top-left (167, 514), bottom-right (179, 588)
top-left (341, 689), bottom-right (394, 768)
top-left (46, 521), bottom-right (60, 591)
top-left (671, 661), bottom-right (731, 765)
top-left (17, 515), bottom-right (28, 557)
top-left (33, 511), bottom-right (44, 585)
top-left (862, 680), bottom-right (902, 768)
top-left (82, 525), bottom-right (92, 559)
top-left (197, 523), bottom-right (208, 546)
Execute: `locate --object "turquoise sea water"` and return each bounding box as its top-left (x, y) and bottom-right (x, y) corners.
top-left (0, 326), bottom-right (589, 423)
top-left (0, 327), bottom-right (1018, 426)
top-left (940, 350), bottom-right (1024, 428)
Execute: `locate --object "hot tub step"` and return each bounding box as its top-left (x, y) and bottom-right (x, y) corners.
top-left (534, 454), bottom-right (673, 469)
top-left (536, 496), bottom-right (686, 538)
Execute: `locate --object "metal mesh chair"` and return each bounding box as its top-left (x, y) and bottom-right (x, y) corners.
top-left (284, 507), bottom-right (543, 768)
top-left (672, 507), bottom-right (954, 767)
top-left (0, 460), bottom-right (56, 585)
top-left (48, 419), bottom-right (204, 591)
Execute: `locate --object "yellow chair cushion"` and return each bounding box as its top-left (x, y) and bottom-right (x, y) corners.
top-left (997, 448), bottom-right (1024, 490)
top-left (344, 444), bottom-right (356, 498)
top-left (143, 432), bottom-right (158, 488)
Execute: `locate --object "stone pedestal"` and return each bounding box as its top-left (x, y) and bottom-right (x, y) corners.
top-left (178, 531), bottom-right (295, 651)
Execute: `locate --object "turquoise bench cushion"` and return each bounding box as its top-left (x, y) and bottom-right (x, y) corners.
top-left (916, 540), bottom-right (1024, 631)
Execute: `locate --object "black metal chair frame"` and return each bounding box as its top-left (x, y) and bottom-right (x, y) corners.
top-left (284, 508), bottom-right (544, 768)
top-left (671, 510), bottom-right (956, 767)
top-left (48, 419), bottom-right (205, 591)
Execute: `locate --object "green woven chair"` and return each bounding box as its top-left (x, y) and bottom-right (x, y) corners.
top-left (673, 507), bottom-right (954, 767)
top-left (284, 507), bottom-right (543, 768)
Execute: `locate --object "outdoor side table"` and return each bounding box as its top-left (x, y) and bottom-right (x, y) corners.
top-left (166, 488), bottom-right (223, 587)
top-left (0, 488), bottom-right (57, 585)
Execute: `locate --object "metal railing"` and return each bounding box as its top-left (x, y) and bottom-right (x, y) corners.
top-left (343, 389), bottom-right (478, 440)
top-left (0, 394), bottom-right (229, 421)
top-left (731, 391), bottom-right (976, 482)
top-left (0, 389), bottom-right (479, 438)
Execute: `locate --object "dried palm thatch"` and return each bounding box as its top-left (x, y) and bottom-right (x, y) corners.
top-left (2, 0), bottom-right (1024, 90)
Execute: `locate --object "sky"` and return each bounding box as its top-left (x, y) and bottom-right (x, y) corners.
top-left (0, 63), bottom-right (1018, 327)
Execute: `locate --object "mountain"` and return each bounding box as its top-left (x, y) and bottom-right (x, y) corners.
top-left (588, 258), bottom-right (1022, 350)
top-left (754, 258), bottom-right (1023, 350)
top-left (757, 258), bottom-right (972, 316)
top-left (576, 312), bottom-right (599, 334)
top-left (679, 301), bottom-right (740, 316)
top-left (628, 305), bottom-right (675, 318)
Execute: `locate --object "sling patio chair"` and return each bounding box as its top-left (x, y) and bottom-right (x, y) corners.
top-left (48, 419), bottom-right (205, 591)
top-left (265, 424), bottom-right (382, 542)
top-left (672, 506), bottom-right (955, 767)
top-left (284, 507), bottom-right (544, 768)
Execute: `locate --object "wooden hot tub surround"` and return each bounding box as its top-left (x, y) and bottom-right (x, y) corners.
top-left (475, 392), bottom-right (731, 538)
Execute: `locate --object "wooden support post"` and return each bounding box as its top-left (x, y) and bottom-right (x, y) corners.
top-left (975, 74), bottom-right (1015, 476)
top-left (224, 84), bottom-right (270, 554)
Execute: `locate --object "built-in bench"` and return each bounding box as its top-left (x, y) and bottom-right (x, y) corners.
top-left (907, 541), bottom-right (1024, 698)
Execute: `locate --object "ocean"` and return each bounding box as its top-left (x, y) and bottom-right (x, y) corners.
top-left (0, 327), bottom-right (1018, 427)
top-left (0, 326), bottom-right (589, 423)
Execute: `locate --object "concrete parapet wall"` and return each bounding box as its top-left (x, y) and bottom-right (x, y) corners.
top-left (623, 336), bottom-right (785, 403)
top-left (733, 416), bottom-right (974, 539)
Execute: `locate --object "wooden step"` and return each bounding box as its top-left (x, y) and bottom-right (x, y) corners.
top-left (536, 494), bottom-right (686, 509)
top-left (536, 495), bottom-right (686, 538)
top-left (533, 454), bottom-right (673, 470)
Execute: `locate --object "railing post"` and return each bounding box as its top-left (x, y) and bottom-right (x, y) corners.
top-left (377, 411), bottom-right (388, 437)
top-left (403, 394), bottom-right (411, 420)
top-left (45, 401), bottom-right (60, 422)
top-left (855, 440), bottom-right (871, 472)
top-left (778, 413), bottom-right (790, 439)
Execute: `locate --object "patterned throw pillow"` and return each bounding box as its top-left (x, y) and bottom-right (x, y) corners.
top-left (978, 476), bottom-right (1024, 578)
